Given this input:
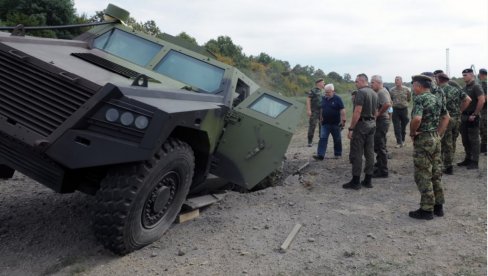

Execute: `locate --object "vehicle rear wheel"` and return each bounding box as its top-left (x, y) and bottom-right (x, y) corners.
top-left (94, 138), bottom-right (194, 255)
top-left (0, 165), bottom-right (15, 179)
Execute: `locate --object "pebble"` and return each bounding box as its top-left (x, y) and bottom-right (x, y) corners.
top-left (177, 249), bottom-right (186, 256)
top-left (307, 238), bottom-right (315, 242)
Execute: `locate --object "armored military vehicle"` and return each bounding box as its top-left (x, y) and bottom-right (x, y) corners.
top-left (0, 4), bottom-right (303, 254)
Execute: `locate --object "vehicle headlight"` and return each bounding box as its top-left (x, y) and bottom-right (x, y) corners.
top-left (120, 112), bottom-right (134, 126)
top-left (134, 115), bottom-right (149, 129)
top-left (105, 108), bottom-right (119, 122)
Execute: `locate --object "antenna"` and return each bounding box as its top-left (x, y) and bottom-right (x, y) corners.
top-left (446, 48), bottom-right (450, 77)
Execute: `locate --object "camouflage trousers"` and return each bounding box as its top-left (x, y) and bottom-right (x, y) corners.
top-left (307, 110), bottom-right (320, 144)
top-left (413, 132), bottom-right (444, 211)
top-left (441, 117), bottom-right (460, 168)
top-left (481, 107), bottom-right (487, 150)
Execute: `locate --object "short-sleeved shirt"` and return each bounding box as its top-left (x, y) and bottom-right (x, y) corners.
top-left (308, 87), bottom-right (322, 111)
top-left (376, 87), bottom-right (392, 119)
top-left (354, 87), bottom-right (378, 118)
top-left (440, 83), bottom-right (468, 118)
top-left (411, 91), bottom-right (447, 132)
top-left (463, 80), bottom-right (484, 114)
top-left (389, 86), bottom-right (411, 109)
top-left (321, 94), bottom-right (344, 125)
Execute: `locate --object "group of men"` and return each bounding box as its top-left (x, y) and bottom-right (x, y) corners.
top-left (305, 68), bottom-right (487, 220)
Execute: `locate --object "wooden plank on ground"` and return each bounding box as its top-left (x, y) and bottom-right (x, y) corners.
top-left (280, 223), bottom-right (302, 252)
top-left (177, 209), bottom-right (200, 223)
top-left (184, 193), bottom-right (225, 210)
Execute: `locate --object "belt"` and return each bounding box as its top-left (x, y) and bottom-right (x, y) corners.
top-left (360, 117), bottom-right (374, 121)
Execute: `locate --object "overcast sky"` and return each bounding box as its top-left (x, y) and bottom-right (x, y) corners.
top-left (74, 0), bottom-right (487, 82)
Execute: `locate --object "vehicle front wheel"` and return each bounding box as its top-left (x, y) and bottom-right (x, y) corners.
top-left (94, 138), bottom-right (194, 255)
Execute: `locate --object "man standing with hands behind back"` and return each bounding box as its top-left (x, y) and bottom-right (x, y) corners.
top-left (343, 74), bottom-right (378, 190)
top-left (409, 75), bottom-right (450, 220)
top-left (306, 78), bottom-right (325, 147)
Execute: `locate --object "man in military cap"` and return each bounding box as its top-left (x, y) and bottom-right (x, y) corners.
top-left (436, 73), bottom-right (471, 174)
top-left (458, 68), bottom-right (485, 169)
top-left (306, 78), bottom-right (325, 147)
top-left (409, 75), bottom-right (450, 220)
top-left (478, 68), bottom-right (487, 153)
top-left (390, 76), bottom-right (411, 148)
top-left (343, 74), bottom-right (378, 190)
top-left (434, 69), bottom-right (462, 89)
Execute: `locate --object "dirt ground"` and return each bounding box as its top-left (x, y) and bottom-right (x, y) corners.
top-left (0, 126), bottom-right (486, 276)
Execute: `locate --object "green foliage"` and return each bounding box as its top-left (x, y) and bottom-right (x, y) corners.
top-left (0, 0), bottom-right (78, 38)
top-left (127, 18), bottom-right (161, 37)
top-left (176, 32), bottom-right (198, 46)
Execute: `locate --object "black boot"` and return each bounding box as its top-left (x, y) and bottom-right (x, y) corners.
top-left (343, 175), bottom-right (361, 190)
top-left (457, 159), bottom-right (470, 166)
top-left (433, 204), bottom-right (444, 217)
top-left (480, 144), bottom-right (487, 153)
top-left (361, 174), bottom-right (373, 188)
top-left (408, 208), bottom-right (433, 220)
top-left (467, 161), bottom-right (479, 170)
top-left (442, 166), bottom-right (453, 175)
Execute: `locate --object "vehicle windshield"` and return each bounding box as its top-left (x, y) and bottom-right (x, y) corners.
top-left (154, 50), bottom-right (225, 94)
top-left (93, 29), bottom-right (162, 67)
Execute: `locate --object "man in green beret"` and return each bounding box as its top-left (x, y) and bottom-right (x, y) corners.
top-left (409, 75), bottom-right (450, 220)
top-left (306, 78), bottom-right (325, 147)
top-left (458, 68), bottom-right (485, 169)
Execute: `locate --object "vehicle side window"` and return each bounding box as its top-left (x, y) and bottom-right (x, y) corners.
top-left (248, 94), bottom-right (291, 118)
top-left (154, 50), bottom-right (224, 94)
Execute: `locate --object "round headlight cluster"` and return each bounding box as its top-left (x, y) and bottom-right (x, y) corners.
top-left (104, 108), bottom-right (149, 129)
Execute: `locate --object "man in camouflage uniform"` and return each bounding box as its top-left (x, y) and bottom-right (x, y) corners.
top-left (390, 76), bottom-right (411, 148)
top-left (436, 73), bottom-right (471, 174)
top-left (343, 74), bottom-right (378, 190)
top-left (478, 68), bottom-right (487, 153)
top-left (434, 69), bottom-right (462, 89)
top-left (458, 68), bottom-right (485, 169)
top-left (409, 75), bottom-right (450, 220)
top-left (306, 78), bottom-right (324, 146)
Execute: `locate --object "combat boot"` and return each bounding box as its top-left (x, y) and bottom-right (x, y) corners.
top-left (433, 204), bottom-right (444, 217)
top-left (457, 159), bottom-right (470, 166)
top-left (342, 175), bottom-right (361, 190)
top-left (467, 161), bottom-right (478, 170)
top-left (442, 166), bottom-right (453, 175)
top-left (480, 144), bottom-right (487, 153)
top-left (408, 208), bottom-right (433, 220)
top-left (361, 174), bottom-right (373, 188)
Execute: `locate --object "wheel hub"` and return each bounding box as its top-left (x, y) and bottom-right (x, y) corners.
top-left (142, 171), bottom-right (179, 228)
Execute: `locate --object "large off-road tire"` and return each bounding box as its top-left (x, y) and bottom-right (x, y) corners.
top-left (94, 138), bottom-right (194, 255)
top-left (0, 165), bottom-right (15, 179)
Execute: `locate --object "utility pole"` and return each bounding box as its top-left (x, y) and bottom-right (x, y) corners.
top-left (446, 48), bottom-right (450, 77)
